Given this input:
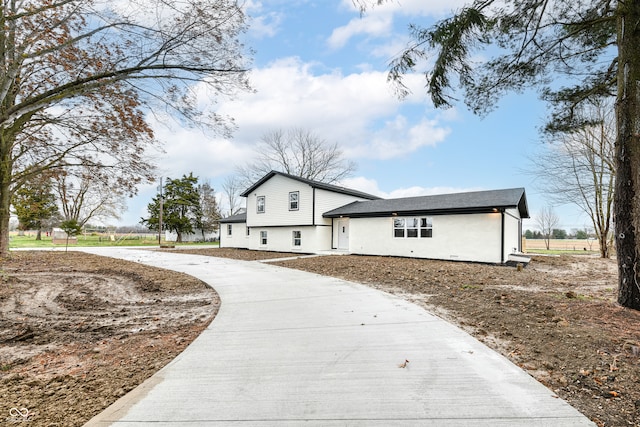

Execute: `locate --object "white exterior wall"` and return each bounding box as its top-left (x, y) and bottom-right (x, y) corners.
top-left (347, 213), bottom-right (505, 263)
top-left (503, 208), bottom-right (522, 259)
top-left (242, 174), bottom-right (378, 254)
top-left (245, 175), bottom-right (314, 227)
top-left (313, 189), bottom-right (372, 226)
top-left (219, 223), bottom-right (249, 249)
top-left (247, 226), bottom-right (332, 253)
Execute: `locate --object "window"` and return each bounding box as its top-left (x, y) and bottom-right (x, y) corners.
top-left (394, 217), bottom-right (432, 238)
top-left (289, 191), bottom-right (299, 211)
top-left (420, 217), bottom-right (433, 237)
top-left (260, 231), bottom-right (267, 245)
top-left (257, 196), bottom-right (265, 213)
top-left (406, 217), bottom-right (419, 238)
top-left (246, 227), bottom-right (250, 236)
top-left (292, 230), bottom-right (301, 246)
top-left (393, 218), bottom-right (405, 238)
top-left (227, 224), bottom-right (232, 236)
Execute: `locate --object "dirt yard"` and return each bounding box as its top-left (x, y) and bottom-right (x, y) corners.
top-left (0, 251), bottom-right (218, 426)
top-left (1, 248), bottom-right (639, 427)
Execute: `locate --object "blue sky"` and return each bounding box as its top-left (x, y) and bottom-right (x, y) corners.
top-left (121, 0), bottom-right (589, 232)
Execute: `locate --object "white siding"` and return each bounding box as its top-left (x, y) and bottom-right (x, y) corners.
top-left (219, 222), bottom-right (249, 249)
top-left (245, 175), bottom-right (314, 227)
top-left (347, 213), bottom-right (504, 263)
top-left (247, 226), bottom-right (332, 253)
top-left (314, 189), bottom-right (372, 225)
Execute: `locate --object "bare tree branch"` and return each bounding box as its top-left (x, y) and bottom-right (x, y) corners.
top-left (236, 128), bottom-right (357, 187)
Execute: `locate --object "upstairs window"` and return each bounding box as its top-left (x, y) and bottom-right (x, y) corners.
top-left (257, 196), bottom-right (265, 213)
top-left (289, 191), bottom-right (299, 211)
top-left (394, 217), bottom-right (432, 238)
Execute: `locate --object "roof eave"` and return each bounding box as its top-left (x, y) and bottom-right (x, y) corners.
top-left (240, 170), bottom-right (380, 200)
top-left (324, 205), bottom-right (520, 218)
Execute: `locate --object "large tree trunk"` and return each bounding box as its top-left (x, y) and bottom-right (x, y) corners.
top-left (0, 201), bottom-right (9, 258)
top-left (615, 1), bottom-right (640, 310)
top-left (0, 134), bottom-right (12, 258)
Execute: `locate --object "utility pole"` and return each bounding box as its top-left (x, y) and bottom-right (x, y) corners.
top-left (158, 177), bottom-right (163, 245)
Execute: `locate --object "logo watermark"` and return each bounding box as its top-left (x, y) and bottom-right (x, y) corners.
top-left (7, 408), bottom-right (30, 423)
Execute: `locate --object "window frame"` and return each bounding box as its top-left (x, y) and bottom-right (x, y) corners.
top-left (260, 230), bottom-right (267, 245)
top-left (289, 191), bottom-right (299, 211)
top-left (393, 218), bottom-right (405, 238)
top-left (393, 216), bottom-right (433, 239)
top-left (256, 195), bottom-right (266, 214)
top-left (227, 224), bottom-right (232, 236)
top-left (292, 230), bottom-right (301, 246)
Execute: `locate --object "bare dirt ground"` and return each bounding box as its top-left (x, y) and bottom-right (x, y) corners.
top-left (2, 248), bottom-right (639, 427)
top-left (0, 251), bottom-right (218, 426)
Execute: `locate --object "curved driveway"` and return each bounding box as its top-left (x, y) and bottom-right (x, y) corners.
top-left (83, 247), bottom-right (594, 426)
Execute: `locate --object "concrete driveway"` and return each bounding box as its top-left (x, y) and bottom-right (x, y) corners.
top-left (83, 247), bottom-right (594, 426)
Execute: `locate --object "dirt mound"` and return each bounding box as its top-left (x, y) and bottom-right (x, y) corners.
top-left (0, 251), bottom-right (218, 426)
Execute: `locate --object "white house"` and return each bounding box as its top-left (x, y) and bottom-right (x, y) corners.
top-left (220, 171), bottom-right (529, 264)
top-left (220, 171), bottom-right (380, 253)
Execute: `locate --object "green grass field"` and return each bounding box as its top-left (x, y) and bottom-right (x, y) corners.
top-left (8, 233), bottom-right (218, 249)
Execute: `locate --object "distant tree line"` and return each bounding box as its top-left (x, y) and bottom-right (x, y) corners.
top-left (524, 229), bottom-right (591, 240)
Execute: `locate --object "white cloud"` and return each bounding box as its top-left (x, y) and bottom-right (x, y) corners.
top-left (340, 176), bottom-right (483, 199)
top-left (333, 0), bottom-right (471, 49)
top-left (327, 13), bottom-right (393, 50)
top-left (142, 56), bottom-right (451, 197)
top-left (209, 57), bottom-right (449, 163)
top-left (247, 11), bottom-right (283, 39)
top-left (148, 117), bottom-right (253, 179)
top-left (340, 0), bottom-right (469, 17)
top-left (343, 115), bottom-right (450, 160)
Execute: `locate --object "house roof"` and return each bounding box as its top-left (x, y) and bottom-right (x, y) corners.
top-left (219, 212), bottom-right (247, 223)
top-left (240, 171), bottom-right (381, 200)
top-left (323, 188), bottom-right (529, 219)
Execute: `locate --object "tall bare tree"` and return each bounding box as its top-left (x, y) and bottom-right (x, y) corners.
top-left (236, 128), bottom-right (356, 187)
top-left (221, 175), bottom-right (245, 216)
top-left (54, 167), bottom-right (126, 227)
top-left (197, 181), bottom-right (221, 240)
top-left (0, 0), bottom-right (251, 256)
top-left (536, 206), bottom-right (560, 251)
top-left (354, 0), bottom-right (640, 309)
top-left (530, 100), bottom-right (615, 258)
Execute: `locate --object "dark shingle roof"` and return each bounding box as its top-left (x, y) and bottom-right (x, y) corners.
top-left (240, 171), bottom-right (381, 200)
top-left (219, 212), bottom-right (247, 223)
top-left (323, 188), bottom-right (529, 219)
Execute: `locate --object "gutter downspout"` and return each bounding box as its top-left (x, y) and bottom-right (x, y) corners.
top-left (312, 188), bottom-right (316, 226)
